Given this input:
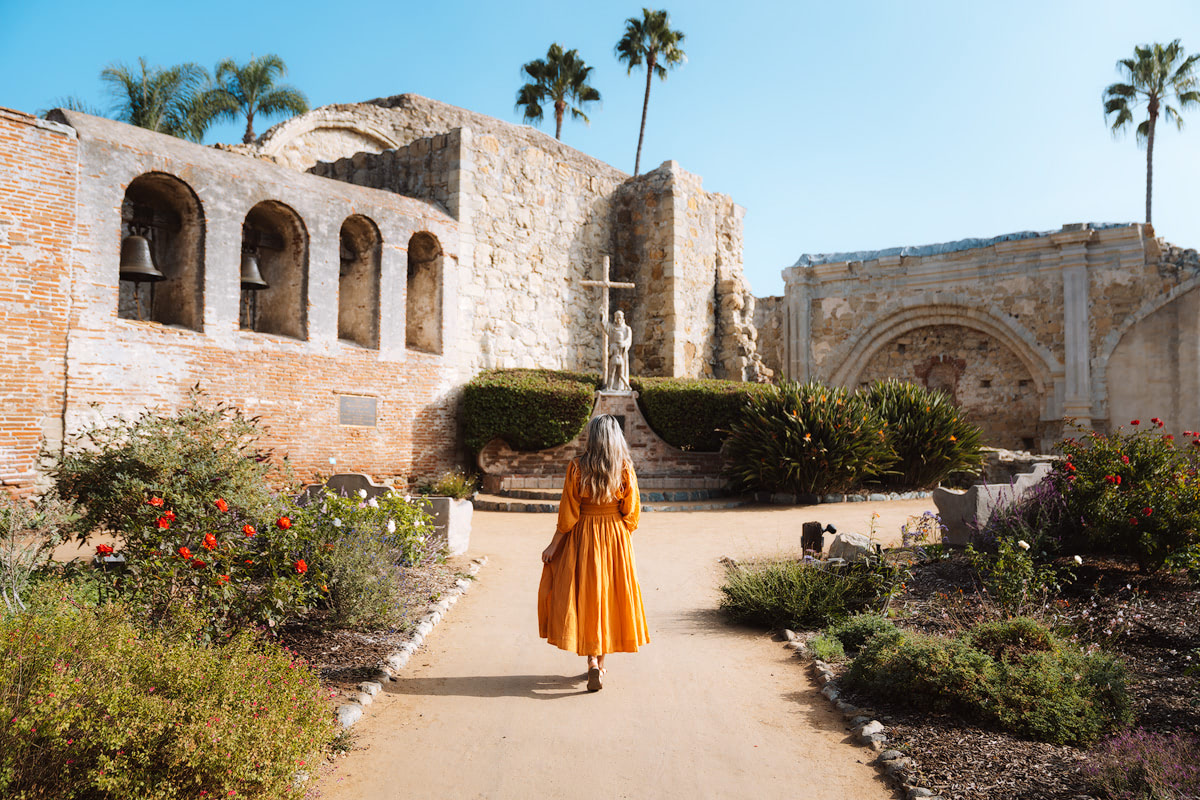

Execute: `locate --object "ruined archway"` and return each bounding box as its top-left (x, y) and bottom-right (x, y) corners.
top-left (406, 231), bottom-right (442, 354)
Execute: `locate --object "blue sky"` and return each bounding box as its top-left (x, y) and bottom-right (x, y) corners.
top-left (2, 0), bottom-right (1199, 295)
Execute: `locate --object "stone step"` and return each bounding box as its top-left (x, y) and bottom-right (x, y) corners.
top-left (487, 474), bottom-right (727, 492)
top-left (473, 492), bottom-right (750, 513)
top-left (498, 487), bottom-right (727, 502)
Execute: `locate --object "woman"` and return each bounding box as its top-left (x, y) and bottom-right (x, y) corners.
top-left (538, 415), bottom-right (650, 691)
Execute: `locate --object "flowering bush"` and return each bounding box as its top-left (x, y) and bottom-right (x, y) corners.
top-left (1085, 728), bottom-right (1200, 799)
top-left (723, 380), bottom-right (894, 496)
top-left (0, 587), bottom-right (335, 798)
top-left (294, 489), bottom-right (441, 629)
top-left (1055, 420), bottom-right (1200, 569)
top-left (967, 536), bottom-right (1070, 617)
top-left (0, 491), bottom-right (74, 613)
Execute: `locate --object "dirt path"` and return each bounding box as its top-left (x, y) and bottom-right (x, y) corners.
top-left (314, 499), bottom-right (932, 799)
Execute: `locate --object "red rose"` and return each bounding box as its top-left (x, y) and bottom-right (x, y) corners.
top-left (157, 517), bottom-right (170, 529)
top-left (1115, 475), bottom-right (1122, 485)
top-left (147, 497), bottom-right (164, 507)
top-left (214, 498), bottom-right (229, 512)
top-left (276, 516), bottom-right (292, 530)
top-left (178, 546), bottom-right (192, 559)
top-left (191, 559), bottom-right (206, 569)
top-left (242, 524), bottom-right (256, 538)
top-left (1165, 435), bottom-right (1175, 441)
top-left (95, 544), bottom-right (114, 556)
top-left (218, 575), bottom-right (230, 585)
top-left (1143, 507), bottom-right (1153, 516)
top-left (293, 559), bottom-right (308, 575)
top-left (1121, 455), bottom-right (1130, 464)
top-left (202, 533), bottom-right (218, 551)
top-left (1151, 417), bottom-right (1163, 427)
top-left (1128, 517), bottom-right (1138, 526)
top-left (1131, 419), bottom-right (1140, 425)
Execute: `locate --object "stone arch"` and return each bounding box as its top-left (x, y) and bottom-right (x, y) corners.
top-left (240, 201), bottom-right (308, 340)
top-left (406, 231), bottom-right (443, 354)
top-left (338, 215), bottom-right (382, 349)
top-left (257, 112), bottom-right (402, 170)
top-left (118, 172), bottom-right (205, 330)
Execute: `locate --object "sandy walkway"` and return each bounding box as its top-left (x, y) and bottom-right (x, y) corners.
top-left (315, 499), bottom-right (932, 799)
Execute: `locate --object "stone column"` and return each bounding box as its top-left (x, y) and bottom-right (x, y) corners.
top-left (782, 265), bottom-right (810, 381)
top-left (1054, 229), bottom-right (1094, 427)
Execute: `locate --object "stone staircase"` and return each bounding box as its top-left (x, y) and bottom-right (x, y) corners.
top-left (473, 474), bottom-right (748, 513)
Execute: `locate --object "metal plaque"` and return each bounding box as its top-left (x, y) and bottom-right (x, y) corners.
top-left (338, 395), bottom-right (377, 427)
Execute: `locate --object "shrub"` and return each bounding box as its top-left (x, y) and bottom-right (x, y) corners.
top-left (719, 558), bottom-right (904, 630)
top-left (1085, 729), bottom-right (1200, 800)
top-left (295, 489), bottom-right (440, 630)
top-left (722, 380), bottom-right (894, 496)
top-left (1054, 421), bottom-right (1200, 570)
top-left (419, 468), bottom-right (479, 500)
top-left (462, 369), bottom-right (601, 453)
top-left (844, 620), bottom-right (1131, 746)
top-left (0, 492), bottom-right (73, 613)
top-left (0, 589), bottom-right (335, 799)
top-left (825, 613), bottom-right (898, 655)
top-left (54, 389), bottom-right (287, 542)
top-left (631, 377), bottom-right (768, 451)
top-left (860, 379), bottom-right (984, 488)
top-left (978, 475), bottom-right (1068, 558)
top-left (967, 536), bottom-right (1069, 617)
top-left (808, 633), bottom-right (846, 662)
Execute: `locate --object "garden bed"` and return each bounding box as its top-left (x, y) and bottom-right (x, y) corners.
top-left (833, 552), bottom-right (1200, 799)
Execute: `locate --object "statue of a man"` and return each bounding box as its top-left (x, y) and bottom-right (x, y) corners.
top-left (605, 309), bottom-right (633, 391)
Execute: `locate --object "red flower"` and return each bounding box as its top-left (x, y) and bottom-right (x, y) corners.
top-left (147, 497), bottom-right (164, 508)
top-left (177, 546), bottom-right (192, 560)
top-left (1131, 419), bottom-right (1140, 426)
top-left (163, 510), bottom-right (176, 522)
top-left (156, 517), bottom-right (171, 529)
top-left (1121, 455), bottom-right (1130, 465)
top-left (95, 544), bottom-right (114, 556)
top-left (1152, 417), bottom-right (1163, 427)
top-left (1129, 517), bottom-right (1139, 526)
top-left (218, 575), bottom-right (230, 585)
top-left (276, 516), bottom-right (292, 530)
top-left (1065, 462), bottom-right (1076, 472)
top-left (1143, 507), bottom-right (1154, 516)
top-left (202, 533), bottom-right (218, 551)
top-left (242, 524), bottom-right (256, 538)
top-left (1165, 435), bottom-right (1175, 441)
top-left (293, 559), bottom-right (308, 575)
top-left (1115, 474), bottom-right (1122, 485)
top-left (244, 559), bottom-right (254, 564)
top-left (214, 498), bottom-right (229, 513)
top-left (191, 559), bottom-right (206, 569)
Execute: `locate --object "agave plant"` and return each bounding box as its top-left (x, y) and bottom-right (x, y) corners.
top-left (859, 378), bottom-right (983, 489)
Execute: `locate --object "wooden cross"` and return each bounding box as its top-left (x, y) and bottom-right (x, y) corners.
top-left (582, 256), bottom-right (636, 383)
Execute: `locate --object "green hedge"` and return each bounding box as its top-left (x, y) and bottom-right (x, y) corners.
top-left (631, 377), bottom-right (768, 452)
top-left (462, 369), bottom-right (601, 453)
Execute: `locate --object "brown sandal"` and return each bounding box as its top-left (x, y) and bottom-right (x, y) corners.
top-left (586, 666), bottom-right (603, 692)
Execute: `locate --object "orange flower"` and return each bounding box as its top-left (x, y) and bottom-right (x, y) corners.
top-left (147, 497), bottom-right (164, 508)
top-left (177, 546), bottom-right (192, 559)
top-left (294, 559), bottom-right (308, 575)
top-left (95, 543), bottom-right (114, 556)
top-left (242, 524), bottom-right (256, 538)
top-left (218, 575), bottom-right (230, 585)
top-left (157, 517), bottom-right (171, 529)
top-left (163, 510), bottom-right (176, 522)
top-left (276, 516), bottom-right (292, 530)
top-left (191, 559), bottom-right (206, 569)
top-left (202, 533), bottom-right (218, 551)
top-left (214, 498), bottom-right (229, 513)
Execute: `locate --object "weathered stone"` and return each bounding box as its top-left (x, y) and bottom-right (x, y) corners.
top-left (827, 532), bottom-right (874, 563)
top-left (336, 703), bottom-right (363, 728)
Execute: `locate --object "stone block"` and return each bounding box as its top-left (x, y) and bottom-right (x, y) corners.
top-left (827, 532), bottom-right (874, 563)
top-left (933, 462), bottom-right (1052, 545)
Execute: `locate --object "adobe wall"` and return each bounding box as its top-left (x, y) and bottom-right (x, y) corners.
top-left (773, 223), bottom-right (1200, 449)
top-left (0, 110), bottom-right (77, 494)
top-left (49, 110), bottom-right (465, 486)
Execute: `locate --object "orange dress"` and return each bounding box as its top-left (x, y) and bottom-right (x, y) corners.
top-left (537, 459), bottom-right (650, 656)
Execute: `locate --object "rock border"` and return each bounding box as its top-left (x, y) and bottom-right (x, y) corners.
top-left (755, 490), bottom-right (933, 506)
top-left (335, 556), bottom-right (488, 729)
top-left (783, 631), bottom-right (942, 800)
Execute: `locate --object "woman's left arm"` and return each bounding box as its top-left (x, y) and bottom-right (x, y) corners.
top-left (619, 464), bottom-right (641, 533)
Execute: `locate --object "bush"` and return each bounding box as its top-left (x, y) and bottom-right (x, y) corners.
top-left (1085, 729), bottom-right (1200, 800)
top-left (0, 589), bottom-right (335, 799)
top-left (825, 613), bottom-right (898, 655)
top-left (419, 468), bottom-right (479, 500)
top-left (844, 620), bottom-right (1131, 746)
top-left (630, 377), bottom-right (768, 451)
top-left (295, 489), bottom-right (440, 630)
top-left (808, 633), bottom-right (846, 662)
top-left (860, 379), bottom-right (983, 488)
top-left (967, 536), bottom-right (1069, 617)
top-left (462, 369), bottom-right (601, 453)
top-left (722, 380), bottom-right (894, 496)
top-left (55, 389), bottom-right (287, 542)
top-left (1055, 421), bottom-right (1200, 570)
top-left (719, 558), bottom-right (904, 630)
top-left (0, 492), bottom-right (73, 613)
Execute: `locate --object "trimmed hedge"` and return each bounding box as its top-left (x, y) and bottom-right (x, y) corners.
top-left (631, 377), bottom-right (768, 452)
top-left (462, 369), bottom-right (601, 453)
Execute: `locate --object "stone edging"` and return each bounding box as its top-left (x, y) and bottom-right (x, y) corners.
top-left (755, 490), bottom-right (933, 506)
top-left (783, 631), bottom-right (943, 800)
top-left (335, 556), bottom-right (488, 729)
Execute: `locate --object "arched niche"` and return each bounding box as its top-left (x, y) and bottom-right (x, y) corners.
top-left (406, 231), bottom-right (442, 354)
top-left (338, 215), bottom-right (381, 349)
top-left (239, 201), bottom-right (308, 340)
top-left (857, 324), bottom-right (1042, 450)
top-left (118, 172), bottom-right (205, 330)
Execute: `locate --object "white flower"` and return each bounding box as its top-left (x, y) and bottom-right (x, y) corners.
top-left (387, 519), bottom-right (396, 534)
top-left (1074, 555), bottom-right (1083, 565)
top-left (367, 497), bottom-right (379, 508)
top-left (332, 518), bottom-right (342, 528)
top-left (358, 489), bottom-right (368, 499)
top-left (1017, 540), bottom-right (1030, 551)
top-left (404, 495), bottom-right (412, 503)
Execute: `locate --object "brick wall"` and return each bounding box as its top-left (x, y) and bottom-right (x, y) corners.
top-left (0, 109), bottom-right (77, 494)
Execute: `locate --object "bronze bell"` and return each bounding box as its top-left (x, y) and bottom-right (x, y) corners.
top-left (119, 235), bottom-right (165, 282)
top-left (240, 251), bottom-right (268, 290)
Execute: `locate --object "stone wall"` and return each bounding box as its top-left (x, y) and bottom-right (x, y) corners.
top-left (773, 223), bottom-right (1200, 448)
top-left (46, 110), bottom-right (464, 486)
top-left (0, 110), bottom-right (77, 494)
top-left (753, 295), bottom-right (786, 377)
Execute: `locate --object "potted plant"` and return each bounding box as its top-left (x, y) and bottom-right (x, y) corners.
top-left (417, 469), bottom-right (478, 555)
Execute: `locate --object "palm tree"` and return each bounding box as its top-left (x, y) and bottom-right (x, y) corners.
top-left (101, 58), bottom-right (212, 142)
top-left (209, 54), bottom-right (309, 144)
top-left (615, 8), bottom-right (686, 176)
top-left (515, 44), bottom-right (601, 141)
top-left (1103, 39), bottom-right (1200, 224)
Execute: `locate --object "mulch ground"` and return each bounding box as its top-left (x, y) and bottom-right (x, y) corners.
top-left (830, 552), bottom-right (1200, 800)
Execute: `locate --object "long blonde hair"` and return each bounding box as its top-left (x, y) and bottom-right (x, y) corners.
top-left (578, 415), bottom-right (632, 502)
